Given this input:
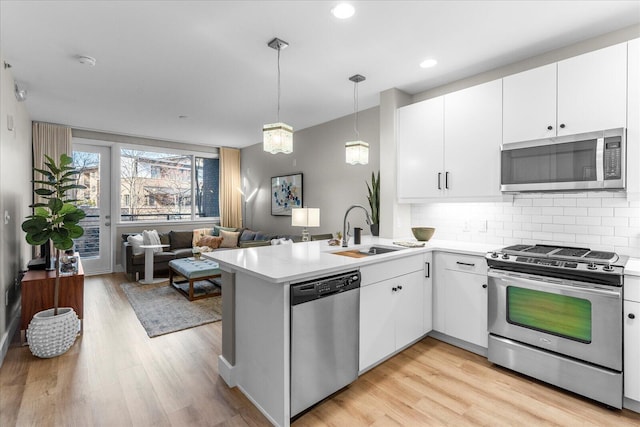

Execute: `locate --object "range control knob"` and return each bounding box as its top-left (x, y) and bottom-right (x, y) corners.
top-left (491, 252), bottom-right (499, 258)
top-left (586, 262), bottom-right (598, 270)
top-left (602, 264), bottom-right (614, 272)
top-left (501, 254), bottom-right (510, 260)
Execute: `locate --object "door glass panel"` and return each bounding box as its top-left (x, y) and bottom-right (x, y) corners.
top-left (502, 139), bottom-right (597, 185)
top-left (73, 151), bottom-right (101, 259)
top-left (507, 286), bottom-right (592, 343)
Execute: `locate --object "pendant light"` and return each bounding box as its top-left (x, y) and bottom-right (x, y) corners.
top-left (345, 74), bottom-right (369, 165)
top-left (263, 37), bottom-right (293, 154)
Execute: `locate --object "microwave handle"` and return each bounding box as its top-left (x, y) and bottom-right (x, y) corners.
top-left (596, 137), bottom-right (604, 182)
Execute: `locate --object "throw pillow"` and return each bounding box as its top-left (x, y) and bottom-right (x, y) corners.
top-left (213, 225), bottom-right (238, 236)
top-left (220, 230), bottom-right (240, 248)
top-left (127, 234), bottom-right (144, 255)
top-left (198, 235), bottom-right (223, 249)
top-left (192, 228), bottom-right (213, 247)
top-left (240, 229), bottom-right (257, 241)
top-left (142, 229), bottom-right (162, 253)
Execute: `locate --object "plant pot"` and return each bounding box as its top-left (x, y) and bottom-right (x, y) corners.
top-left (370, 223), bottom-right (379, 236)
top-left (26, 307), bottom-right (79, 358)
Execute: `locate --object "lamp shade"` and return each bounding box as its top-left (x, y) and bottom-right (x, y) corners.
top-left (291, 208), bottom-right (320, 227)
top-left (345, 140), bottom-right (369, 165)
top-left (263, 122), bottom-right (294, 154)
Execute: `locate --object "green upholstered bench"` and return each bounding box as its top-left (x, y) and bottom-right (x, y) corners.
top-left (168, 258), bottom-right (221, 301)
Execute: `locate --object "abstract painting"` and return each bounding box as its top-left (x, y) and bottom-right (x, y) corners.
top-left (271, 173), bottom-right (303, 216)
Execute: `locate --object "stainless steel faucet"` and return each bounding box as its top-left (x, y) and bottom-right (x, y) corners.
top-left (342, 205), bottom-right (372, 247)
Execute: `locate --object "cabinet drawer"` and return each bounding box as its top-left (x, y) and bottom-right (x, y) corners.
top-left (360, 254), bottom-right (423, 286)
top-left (625, 276), bottom-right (640, 303)
top-left (438, 252), bottom-right (487, 275)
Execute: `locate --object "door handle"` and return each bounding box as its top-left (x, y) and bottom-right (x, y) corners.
top-left (445, 171), bottom-right (449, 189)
top-left (456, 261), bottom-right (475, 267)
top-left (425, 262), bottom-right (431, 278)
top-left (437, 173), bottom-right (442, 190)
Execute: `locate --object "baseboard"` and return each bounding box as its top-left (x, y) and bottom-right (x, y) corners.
top-left (624, 397), bottom-right (640, 413)
top-left (218, 354), bottom-right (237, 387)
top-left (429, 330), bottom-right (488, 357)
top-left (0, 308), bottom-right (20, 368)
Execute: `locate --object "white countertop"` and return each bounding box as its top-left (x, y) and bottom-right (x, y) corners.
top-left (203, 237), bottom-right (501, 283)
top-left (626, 258), bottom-right (640, 276)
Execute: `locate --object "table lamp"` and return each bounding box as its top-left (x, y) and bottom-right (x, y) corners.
top-left (292, 207), bottom-right (320, 242)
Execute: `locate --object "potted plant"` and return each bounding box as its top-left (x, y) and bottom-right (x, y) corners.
top-left (366, 170), bottom-right (380, 236)
top-left (21, 153), bottom-right (86, 358)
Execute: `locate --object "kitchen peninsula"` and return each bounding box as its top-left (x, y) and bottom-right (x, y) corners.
top-left (204, 237), bottom-right (498, 426)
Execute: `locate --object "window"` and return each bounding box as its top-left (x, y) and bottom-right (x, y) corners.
top-left (119, 148), bottom-right (219, 222)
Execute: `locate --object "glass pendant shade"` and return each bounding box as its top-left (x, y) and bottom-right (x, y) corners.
top-left (345, 140), bottom-right (369, 165)
top-left (263, 122), bottom-right (293, 154)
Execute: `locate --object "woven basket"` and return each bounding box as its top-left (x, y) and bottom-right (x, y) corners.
top-left (26, 307), bottom-right (79, 358)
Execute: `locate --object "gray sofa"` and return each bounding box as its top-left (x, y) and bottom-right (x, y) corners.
top-left (121, 227), bottom-right (307, 281)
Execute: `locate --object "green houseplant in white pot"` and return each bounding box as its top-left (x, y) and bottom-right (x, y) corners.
top-left (21, 153), bottom-right (86, 358)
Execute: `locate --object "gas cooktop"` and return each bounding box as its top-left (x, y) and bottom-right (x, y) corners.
top-left (501, 244), bottom-right (619, 264)
top-left (486, 244), bottom-right (626, 281)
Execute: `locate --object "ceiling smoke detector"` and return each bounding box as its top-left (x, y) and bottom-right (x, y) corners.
top-left (77, 55), bottom-right (96, 66)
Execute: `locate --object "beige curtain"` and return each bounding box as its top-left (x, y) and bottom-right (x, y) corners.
top-left (219, 147), bottom-right (242, 228)
top-left (32, 122), bottom-right (72, 204)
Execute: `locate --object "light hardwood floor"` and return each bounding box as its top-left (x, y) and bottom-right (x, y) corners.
top-left (1, 273), bottom-right (639, 426)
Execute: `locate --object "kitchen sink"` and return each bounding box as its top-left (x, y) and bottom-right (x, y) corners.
top-left (332, 245), bottom-right (400, 258)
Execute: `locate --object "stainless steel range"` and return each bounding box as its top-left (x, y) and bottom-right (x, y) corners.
top-left (486, 244), bottom-right (626, 408)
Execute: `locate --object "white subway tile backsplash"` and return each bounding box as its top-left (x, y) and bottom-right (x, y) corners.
top-left (588, 207), bottom-right (614, 217)
top-left (554, 198), bottom-right (577, 207)
top-left (553, 216), bottom-right (576, 225)
top-left (410, 193), bottom-right (637, 257)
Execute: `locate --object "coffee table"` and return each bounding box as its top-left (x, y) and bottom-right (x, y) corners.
top-left (168, 258), bottom-right (222, 301)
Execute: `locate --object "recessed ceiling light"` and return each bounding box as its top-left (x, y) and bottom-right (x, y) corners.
top-left (420, 58), bottom-right (438, 69)
top-left (331, 3), bottom-right (355, 19)
top-left (77, 55), bottom-right (96, 66)
top-left (178, 115), bottom-right (188, 119)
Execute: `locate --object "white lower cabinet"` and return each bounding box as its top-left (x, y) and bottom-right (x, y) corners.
top-left (434, 252), bottom-right (488, 348)
top-left (359, 269), bottom-right (424, 371)
top-left (625, 300), bottom-right (640, 403)
top-left (624, 274), bottom-right (640, 406)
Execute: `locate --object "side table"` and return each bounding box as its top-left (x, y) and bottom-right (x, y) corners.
top-left (139, 244), bottom-right (170, 284)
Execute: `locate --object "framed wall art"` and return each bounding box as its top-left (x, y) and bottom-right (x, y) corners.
top-left (271, 173), bottom-right (303, 216)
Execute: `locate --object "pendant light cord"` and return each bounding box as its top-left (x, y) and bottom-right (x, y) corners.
top-left (277, 48), bottom-right (281, 122)
top-left (353, 81), bottom-right (359, 139)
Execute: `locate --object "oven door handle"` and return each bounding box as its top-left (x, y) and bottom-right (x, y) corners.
top-left (488, 269), bottom-right (622, 299)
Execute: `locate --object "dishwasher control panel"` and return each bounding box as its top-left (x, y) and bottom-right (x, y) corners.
top-left (291, 270), bottom-right (360, 306)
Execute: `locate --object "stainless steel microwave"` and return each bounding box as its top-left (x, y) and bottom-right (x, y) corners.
top-left (501, 128), bottom-right (625, 192)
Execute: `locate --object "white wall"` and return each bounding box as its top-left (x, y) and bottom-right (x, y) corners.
top-left (241, 107), bottom-right (380, 238)
top-left (0, 54), bottom-right (32, 366)
top-left (412, 193), bottom-right (640, 258)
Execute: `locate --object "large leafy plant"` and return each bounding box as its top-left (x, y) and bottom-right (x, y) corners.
top-left (366, 170), bottom-right (380, 225)
top-left (21, 153), bottom-right (86, 315)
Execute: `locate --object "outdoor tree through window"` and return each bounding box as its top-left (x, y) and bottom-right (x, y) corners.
top-left (120, 148), bottom-right (219, 222)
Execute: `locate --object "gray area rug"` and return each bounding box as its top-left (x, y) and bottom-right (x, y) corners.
top-left (121, 281), bottom-right (222, 337)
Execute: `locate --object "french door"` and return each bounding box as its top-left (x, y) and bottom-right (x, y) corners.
top-left (72, 142), bottom-right (112, 275)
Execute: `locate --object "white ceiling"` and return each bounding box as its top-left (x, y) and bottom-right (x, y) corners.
top-left (1, 1), bottom-right (639, 149)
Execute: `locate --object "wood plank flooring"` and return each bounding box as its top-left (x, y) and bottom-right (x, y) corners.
top-left (1, 273), bottom-right (639, 426)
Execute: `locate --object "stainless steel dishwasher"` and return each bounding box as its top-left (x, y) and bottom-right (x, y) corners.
top-left (290, 270), bottom-right (360, 417)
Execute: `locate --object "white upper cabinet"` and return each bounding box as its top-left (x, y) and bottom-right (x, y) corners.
top-left (503, 63), bottom-right (557, 143)
top-left (397, 96), bottom-right (444, 200)
top-left (444, 79), bottom-right (502, 199)
top-left (503, 42), bottom-right (628, 144)
top-left (627, 38), bottom-right (640, 201)
top-left (396, 80), bottom-right (503, 202)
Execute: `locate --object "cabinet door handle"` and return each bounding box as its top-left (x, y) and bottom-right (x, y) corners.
top-left (630, 313), bottom-right (636, 319)
top-left (392, 287), bottom-right (397, 292)
top-left (547, 125), bottom-right (553, 130)
top-left (560, 123), bottom-right (566, 129)
top-left (437, 173), bottom-right (442, 190)
top-left (397, 285), bottom-right (403, 290)
top-left (445, 171), bottom-right (449, 189)
top-left (482, 284), bottom-right (488, 289)
top-left (425, 262), bottom-right (431, 278)
top-left (456, 261), bottom-right (475, 267)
